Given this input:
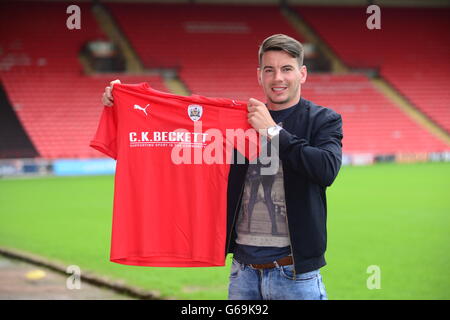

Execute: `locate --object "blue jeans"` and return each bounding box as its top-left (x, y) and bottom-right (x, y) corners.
top-left (228, 258), bottom-right (328, 300)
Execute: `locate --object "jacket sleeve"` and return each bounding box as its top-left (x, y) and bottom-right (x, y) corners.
top-left (277, 112), bottom-right (343, 187)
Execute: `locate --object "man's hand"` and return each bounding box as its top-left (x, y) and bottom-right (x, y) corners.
top-left (102, 79), bottom-right (121, 107)
top-left (247, 98), bottom-right (276, 135)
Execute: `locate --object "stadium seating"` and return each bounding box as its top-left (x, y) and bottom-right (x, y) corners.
top-left (303, 74), bottom-right (449, 154)
top-left (107, 3), bottom-right (303, 102)
top-left (107, 3), bottom-right (448, 154)
top-left (0, 2), bottom-right (167, 159)
top-left (0, 2), bottom-right (448, 159)
top-left (295, 6), bottom-right (450, 132)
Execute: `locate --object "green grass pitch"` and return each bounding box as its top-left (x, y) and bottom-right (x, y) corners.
top-left (0, 162), bottom-right (449, 299)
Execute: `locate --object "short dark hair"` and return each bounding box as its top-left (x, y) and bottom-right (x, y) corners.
top-left (258, 34), bottom-right (304, 67)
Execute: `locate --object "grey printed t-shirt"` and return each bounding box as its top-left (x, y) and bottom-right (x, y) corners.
top-left (235, 160), bottom-right (290, 247)
top-left (233, 105), bottom-right (297, 264)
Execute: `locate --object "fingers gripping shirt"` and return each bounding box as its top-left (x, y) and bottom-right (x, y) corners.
top-left (90, 83), bottom-right (259, 267)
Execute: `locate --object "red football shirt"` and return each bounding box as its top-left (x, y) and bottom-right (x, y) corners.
top-left (90, 83), bottom-right (258, 267)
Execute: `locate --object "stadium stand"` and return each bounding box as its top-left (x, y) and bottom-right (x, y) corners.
top-left (106, 3), bottom-right (303, 101)
top-left (303, 74), bottom-right (449, 154)
top-left (0, 1), bottom-right (448, 160)
top-left (0, 1), bottom-right (167, 159)
top-left (107, 2), bottom-right (448, 154)
top-left (295, 6), bottom-right (450, 133)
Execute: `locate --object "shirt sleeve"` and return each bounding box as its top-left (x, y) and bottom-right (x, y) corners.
top-left (89, 106), bottom-right (118, 160)
top-left (278, 111), bottom-right (343, 187)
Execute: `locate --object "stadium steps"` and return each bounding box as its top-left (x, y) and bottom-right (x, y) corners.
top-left (163, 77), bottom-right (190, 96)
top-left (91, 2), bottom-right (144, 73)
top-left (284, 5), bottom-right (449, 147)
top-left (91, 2), bottom-right (193, 95)
top-left (281, 6), bottom-right (348, 73)
top-left (78, 54), bottom-right (95, 75)
top-left (105, 3), bottom-right (305, 101)
top-left (293, 6), bottom-right (450, 134)
top-left (371, 78), bottom-right (450, 146)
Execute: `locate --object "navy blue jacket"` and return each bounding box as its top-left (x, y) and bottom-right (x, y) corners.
top-left (225, 97), bottom-right (343, 274)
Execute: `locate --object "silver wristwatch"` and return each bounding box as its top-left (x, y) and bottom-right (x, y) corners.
top-left (267, 125), bottom-right (283, 139)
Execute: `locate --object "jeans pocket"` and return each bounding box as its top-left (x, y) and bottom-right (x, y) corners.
top-left (280, 265), bottom-right (319, 282)
top-left (229, 259), bottom-right (241, 279)
top-left (317, 274), bottom-right (328, 300)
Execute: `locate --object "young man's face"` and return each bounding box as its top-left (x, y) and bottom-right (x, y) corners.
top-left (258, 50), bottom-right (307, 110)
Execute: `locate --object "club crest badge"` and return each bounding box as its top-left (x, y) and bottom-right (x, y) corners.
top-left (188, 104), bottom-right (203, 121)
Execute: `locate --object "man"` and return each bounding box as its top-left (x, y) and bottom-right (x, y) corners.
top-left (101, 34), bottom-right (343, 300)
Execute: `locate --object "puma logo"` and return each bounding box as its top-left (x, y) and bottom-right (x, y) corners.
top-left (134, 104), bottom-right (150, 116)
